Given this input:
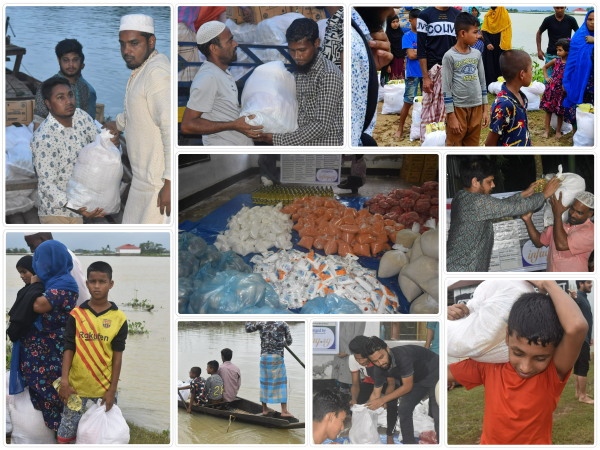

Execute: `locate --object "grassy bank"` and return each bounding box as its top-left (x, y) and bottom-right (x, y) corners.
top-left (447, 358), bottom-right (594, 445)
top-left (373, 93), bottom-right (575, 147)
top-left (128, 422), bottom-right (170, 444)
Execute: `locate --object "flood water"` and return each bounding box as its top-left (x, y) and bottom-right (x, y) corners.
top-left (6, 255), bottom-right (171, 433)
top-left (5, 6), bottom-right (171, 120)
top-left (178, 322), bottom-right (306, 445)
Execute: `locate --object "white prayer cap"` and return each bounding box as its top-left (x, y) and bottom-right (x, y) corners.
top-left (24, 232), bottom-right (39, 236)
top-left (575, 191), bottom-right (594, 209)
top-left (120, 14), bottom-right (155, 34)
top-left (197, 21), bottom-right (226, 45)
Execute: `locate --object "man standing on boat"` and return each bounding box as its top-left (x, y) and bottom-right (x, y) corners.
top-left (245, 321), bottom-right (295, 418)
top-left (104, 14), bottom-right (171, 224)
top-left (32, 39), bottom-right (97, 131)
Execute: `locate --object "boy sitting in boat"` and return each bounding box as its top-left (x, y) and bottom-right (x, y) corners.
top-left (178, 366), bottom-right (209, 413)
top-left (205, 360), bottom-right (225, 405)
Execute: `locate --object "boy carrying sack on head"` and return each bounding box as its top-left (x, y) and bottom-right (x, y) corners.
top-left (57, 262), bottom-right (127, 443)
top-left (485, 49), bottom-right (534, 146)
top-left (447, 280), bottom-right (589, 445)
top-left (442, 12), bottom-right (489, 146)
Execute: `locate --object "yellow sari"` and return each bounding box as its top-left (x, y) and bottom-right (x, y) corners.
top-left (481, 7), bottom-right (512, 50)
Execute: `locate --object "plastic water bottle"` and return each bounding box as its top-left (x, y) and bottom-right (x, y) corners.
top-left (52, 377), bottom-right (82, 411)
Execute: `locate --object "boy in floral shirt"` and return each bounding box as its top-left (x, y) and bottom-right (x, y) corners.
top-left (485, 50), bottom-right (533, 147)
top-left (178, 366), bottom-right (208, 413)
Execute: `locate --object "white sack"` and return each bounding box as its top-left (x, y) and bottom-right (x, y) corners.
top-left (317, 19), bottom-right (327, 45)
top-left (378, 244), bottom-right (409, 278)
top-left (523, 90), bottom-right (540, 110)
top-left (575, 106), bottom-right (594, 141)
top-left (66, 129), bottom-right (123, 214)
top-left (420, 229), bottom-right (439, 259)
top-left (542, 165), bottom-right (586, 227)
top-left (550, 113), bottom-right (573, 134)
top-left (573, 130), bottom-right (594, 147)
top-left (349, 404), bottom-right (383, 445)
top-left (409, 236), bottom-right (423, 262)
top-left (422, 130), bottom-right (446, 147)
top-left (226, 19), bottom-right (257, 44)
top-left (446, 280), bottom-right (534, 363)
top-left (381, 84), bottom-right (406, 115)
top-left (409, 98), bottom-right (422, 141)
top-left (524, 81), bottom-right (545, 95)
top-left (75, 399), bottom-right (130, 444)
top-left (178, 380), bottom-right (190, 401)
top-left (409, 293), bottom-right (438, 314)
top-left (6, 194), bottom-right (34, 215)
top-left (9, 387), bottom-right (57, 444)
top-left (5, 125), bottom-right (35, 180)
top-left (240, 61), bottom-right (298, 133)
top-left (255, 13), bottom-right (305, 62)
top-left (399, 268), bottom-right (422, 302)
top-left (487, 81), bottom-right (502, 95)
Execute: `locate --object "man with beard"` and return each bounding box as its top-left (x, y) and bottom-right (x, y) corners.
top-left (363, 337), bottom-right (439, 445)
top-left (30, 78), bottom-right (117, 224)
top-left (446, 156), bottom-right (560, 272)
top-left (32, 39), bottom-right (97, 131)
top-left (253, 18), bottom-right (343, 146)
top-left (522, 191), bottom-right (594, 272)
top-left (350, 7), bottom-right (395, 146)
top-left (180, 21), bottom-right (263, 146)
top-left (104, 14), bottom-right (171, 224)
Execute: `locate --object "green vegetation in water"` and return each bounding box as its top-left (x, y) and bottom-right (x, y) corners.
top-left (129, 321), bottom-right (149, 335)
top-left (125, 298), bottom-right (155, 311)
top-left (128, 422), bottom-right (170, 445)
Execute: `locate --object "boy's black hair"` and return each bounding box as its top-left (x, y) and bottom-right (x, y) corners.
top-left (499, 49), bottom-right (532, 82)
top-left (190, 366), bottom-right (201, 377)
top-left (459, 156), bottom-right (496, 188)
top-left (41, 77), bottom-right (71, 102)
top-left (409, 8), bottom-right (421, 19)
top-left (55, 38), bottom-right (85, 63)
top-left (555, 38), bottom-right (570, 53)
top-left (348, 335), bottom-right (370, 356)
top-left (197, 36), bottom-right (221, 59)
top-left (286, 18), bottom-right (319, 44)
top-left (87, 261), bottom-right (113, 281)
top-left (221, 348), bottom-right (233, 361)
top-left (455, 11), bottom-right (480, 34)
top-left (313, 388), bottom-right (350, 422)
top-left (507, 292), bottom-right (564, 347)
top-left (362, 336), bottom-right (387, 356)
top-left (207, 360), bottom-right (219, 371)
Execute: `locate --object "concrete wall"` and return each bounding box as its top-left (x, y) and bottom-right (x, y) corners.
top-left (178, 154), bottom-right (259, 200)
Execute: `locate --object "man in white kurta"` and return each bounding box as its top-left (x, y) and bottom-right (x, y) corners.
top-left (113, 14), bottom-right (171, 224)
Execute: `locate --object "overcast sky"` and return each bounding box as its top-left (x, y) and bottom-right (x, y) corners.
top-left (6, 232), bottom-right (171, 251)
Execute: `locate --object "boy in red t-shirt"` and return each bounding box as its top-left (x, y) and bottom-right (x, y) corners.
top-left (448, 280), bottom-right (588, 445)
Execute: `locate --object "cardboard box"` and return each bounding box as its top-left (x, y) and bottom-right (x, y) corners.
top-left (420, 169), bottom-right (438, 183)
top-left (424, 154), bottom-right (438, 164)
top-left (403, 160), bottom-right (424, 172)
top-left (290, 7), bottom-right (327, 21)
top-left (95, 103), bottom-right (105, 122)
top-left (226, 6), bottom-right (290, 24)
top-left (403, 154), bottom-right (425, 164)
top-left (423, 160), bottom-right (438, 170)
top-left (6, 100), bottom-right (33, 125)
top-left (401, 167), bottom-right (422, 184)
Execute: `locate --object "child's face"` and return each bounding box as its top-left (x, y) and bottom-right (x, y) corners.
top-left (390, 18), bottom-right (399, 29)
top-left (17, 267), bottom-right (33, 285)
top-left (409, 17), bottom-right (417, 29)
top-left (587, 11), bottom-right (594, 32)
top-left (505, 329), bottom-right (556, 379)
top-left (462, 25), bottom-right (480, 47)
top-left (325, 410), bottom-right (347, 440)
top-left (86, 271), bottom-right (114, 300)
top-left (206, 365), bottom-right (214, 374)
top-left (556, 45), bottom-right (566, 59)
top-left (189, 370), bottom-right (199, 379)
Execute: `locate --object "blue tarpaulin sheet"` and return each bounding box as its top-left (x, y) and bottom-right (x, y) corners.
top-left (179, 194), bottom-right (410, 313)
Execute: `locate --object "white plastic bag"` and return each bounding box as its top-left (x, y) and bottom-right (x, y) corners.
top-left (5, 125), bottom-right (35, 180)
top-left (447, 280), bottom-right (535, 363)
top-left (226, 19), bottom-right (257, 44)
top-left (523, 90), bottom-right (540, 111)
top-left (542, 165), bottom-right (586, 226)
top-left (178, 380), bottom-right (190, 401)
top-left (255, 13), bottom-right (305, 62)
top-left (317, 19), bottom-right (327, 45)
top-left (381, 84), bottom-right (406, 115)
top-left (240, 61), bottom-right (298, 133)
top-left (421, 130), bottom-right (446, 147)
top-left (409, 98), bottom-right (422, 141)
top-left (487, 81), bottom-right (502, 95)
top-left (575, 106), bottom-right (594, 141)
top-left (525, 81), bottom-right (545, 95)
top-left (75, 399), bottom-right (130, 444)
top-left (9, 387), bottom-right (57, 444)
top-left (378, 244), bottom-right (410, 278)
top-left (349, 404), bottom-right (383, 445)
top-left (550, 113), bottom-right (573, 134)
top-left (66, 129), bottom-right (123, 214)
top-left (6, 193), bottom-right (34, 215)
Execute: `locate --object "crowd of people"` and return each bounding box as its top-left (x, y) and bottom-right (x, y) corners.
top-left (351, 7), bottom-right (594, 147)
top-left (29, 14), bottom-right (171, 224)
top-left (7, 233), bottom-right (128, 442)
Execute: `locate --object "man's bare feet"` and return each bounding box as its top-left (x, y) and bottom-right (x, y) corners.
top-left (579, 396), bottom-right (594, 404)
top-left (281, 412), bottom-right (295, 418)
top-left (393, 130), bottom-right (403, 139)
top-left (542, 130), bottom-right (550, 138)
top-left (555, 131), bottom-right (562, 139)
top-left (262, 407), bottom-right (276, 415)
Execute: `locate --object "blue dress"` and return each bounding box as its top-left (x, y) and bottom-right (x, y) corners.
top-left (19, 289), bottom-right (77, 431)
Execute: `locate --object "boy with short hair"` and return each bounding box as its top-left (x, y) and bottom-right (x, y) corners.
top-left (178, 366), bottom-right (209, 413)
top-left (205, 360), bottom-right (224, 404)
top-left (485, 49), bottom-right (534, 146)
top-left (394, 8), bottom-right (422, 139)
top-left (448, 280), bottom-right (589, 445)
top-left (57, 261), bottom-right (128, 443)
top-left (442, 12), bottom-right (489, 146)
top-left (312, 388), bottom-right (349, 445)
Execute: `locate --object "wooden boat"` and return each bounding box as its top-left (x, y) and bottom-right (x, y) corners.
top-left (177, 397), bottom-right (305, 429)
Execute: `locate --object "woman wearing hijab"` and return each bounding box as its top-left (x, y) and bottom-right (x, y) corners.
top-left (18, 241), bottom-right (79, 432)
top-left (380, 15), bottom-right (405, 85)
top-left (481, 7), bottom-right (512, 85)
top-left (469, 7), bottom-right (485, 53)
top-left (563, 10), bottom-right (595, 110)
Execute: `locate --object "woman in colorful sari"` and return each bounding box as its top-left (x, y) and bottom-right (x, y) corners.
top-left (481, 7), bottom-right (512, 84)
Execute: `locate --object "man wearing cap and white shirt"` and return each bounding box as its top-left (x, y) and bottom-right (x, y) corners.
top-left (104, 14), bottom-right (171, 224)
top-left (23, 232), bottom-right (89, 306)
top-left (179, 21), bottom-right (264, 146)
top-left (522, 191), bottom-right (595, 272)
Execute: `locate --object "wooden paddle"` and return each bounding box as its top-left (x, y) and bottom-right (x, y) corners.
top-left (178, 390), bottom-right (189, 411)
top-left (284, 345), bottom-right (305, 368)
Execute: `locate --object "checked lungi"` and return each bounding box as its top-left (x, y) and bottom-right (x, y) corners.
top-left (260, 354), bottom-right (287, 404)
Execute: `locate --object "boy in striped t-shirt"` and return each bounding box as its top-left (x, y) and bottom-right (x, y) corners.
top-left (57, 261), bottom-right (128, 443)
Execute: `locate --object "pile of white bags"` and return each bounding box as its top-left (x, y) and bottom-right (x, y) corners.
top-left (381, 83), bottom-right (406, 115)
top-left (409, 97), bottom-right (423, 141)
top-left (349, 404), bottom-right (382, 445)
top-left (573, 105), bottom-right (594, 147)
top-left (550, 113), bottom-right (573, 134)
top-left (255, 13), bottom-right (305, 62)
top-left (8, 387), bottom-right (57, 444)
top-left (447, 280), bottom-right (535, 363)
top-left (521, 81), bottom-right (545, 111)
top-left (66, 129), bottom-right (123, 215)
top-left (5, 124), bottom-right (35, 181)
top-left (75, 399), bottom-right (130, 444)
top-left (226, 19), bottom-right (257, 44)
top-left (240, 61), bottom-right (298, 133)
top-left (542, 165), bottom-right (586, 227)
